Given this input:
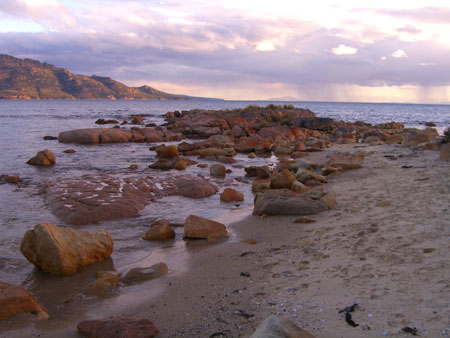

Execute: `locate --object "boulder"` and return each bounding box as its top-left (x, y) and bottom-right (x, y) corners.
top-left (131, 116), bottom-right (144, 124)
top-left (0, 281), bottom-right (49, 320)
top-left (26, 149), bottom-right (55, 166)
top-left (220, 188), bottom-right (244, 202)
top-left (20, 223), bottom-right (113, 276)
top-left (58, 128), bottom-right (134, 144)
top-left (184, 215), bottom-right (227, 239)
top-left (249, 315), bottom-right (316, 338)
top-left (149, 157), bottom-right (195, 170)
top-left (440, 143), bottom-right (450, 161)
top-left (210, 164), bottom-right (226, 177)
top-left (292, 159), bottom-right (316, 170)
top-left (253, 189), bottom-right (327, 216)
top-left (43, 135), bottom-right (57, 140)
top-left (77, 317), bottom-right (158, 338)
top-left (95, 119), bottom-right (119, 125)
top-left (252, 179), bottom-right (271, 193)
top-left (122, 263), bottom-right (169, 285)
top-left (197, 148), bottom-right (235, 157)
top-left (245, 165), bottom-right (271, 178)
top-left (156, 145), bottom-right (179, 158)
top-left (270, 169), bottom-right (296, 189)
top-left (142, 220), bottom-right (175, 241)
top-left (85, 271), bottom-right (121, 297)
top-left (321, 191), bottom-right (337, 208)
top-left (295, 168), bottom-right (327, 184)
top-left (291, 181), bottom-right (310, 194)
top-left (402, 128), bottom-right (438, 147)
top-left (174, 177), bottom-right (218, 198)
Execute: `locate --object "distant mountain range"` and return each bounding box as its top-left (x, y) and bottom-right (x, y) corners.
top-left (266, 96), bottom-right (302, 102)
top-left (0, 54), bottom-right (186, 100)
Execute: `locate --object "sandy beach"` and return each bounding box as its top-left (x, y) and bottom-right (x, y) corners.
top-left (131, 143), bottom-right (449, 338)
top-left (1, 141), bottom-right (449, 338)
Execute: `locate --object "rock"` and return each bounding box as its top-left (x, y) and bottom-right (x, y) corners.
top-left (249, 315), bottom-right (316, 338)
top-left (440, 143), bottom-right (450, 161)
top-left (85, 271), bottom-right (121, 297)
top-left (294, 216), bottom-right (316, 223)
top-left (122, 263), bottom-right (168, 285)
top-left (292, 116), bottom-right (335, 131)
top-left (210, 164), bottom-right (226, 177)
top-left (248, 152), bottom-right (256, 158)
top-left (320, 191), bottom-right (337, 208)
top-left (43, 135), bottom-right (57, 140)
top-left (58, 128), bottom-right (134, 144)
top-left (291, 181), bottom-right (310, 194)
top-left (203, 155), bottom-right (237, 164)
top-left (184, 215), bottom-right (227, 239)
top-left (156, 145), bottom-right (179, 158)
top-left (274, 145), bottom-right (292, 156)
top-left (364, 136), bottom-right (382, 144)
top-left (207, 232), bottom-right (229, 243)
top-left (375, 121), bottom-right (404, 130)
top-left (402, 128), bottom-right (439, 147)
top-left (77, 317), bottom-right (158, 338)
top-left (174, 177), bottom-right (218, 198)
top-left (20, 223), bottom-right (113, 276)
top-left (131, 115), bottom-right (144, 124)
top-left (326, 156), bottom-right (362, 170)
top-left (245, 165), bottom-right (270, 178)
top-left (0, 281), bottom-right (49, 320)
top-left (270, 169), bottom-right (296, 189)
top-left (241, 238), bottom-right (257, 245)
top-left (142, 220), bottom-right (175, 241)
top-left (0, 175), bottom-right (21, 183)
top-left (253, 189), bottom-right (327, 216)
top-left (149, 157), bottom-right (195, 170)
top-left (425, 121), bottom-right (436, 127)
top-left (320, 165), bottom-right (340, 176)
top-left (231, 125), bottom-right (247, 137)
top-left (95, 119), bottom-right (119, 125)
top-left (174, 159), bottom-right (186, 170)
top-left (26, 149), bottom-right (55, 166)
top-left (129, 164), bottom-right (138, 170)
top-left (252, 179), bottom-right (271, 193)
top-left (197, 148), bottom-right (235, 157)
top-left (292, 159), bottom-right (316, 170)
top-left (220, 188), bottom-right (244, 202)
top-left (295, 168), bottom-right (327, 184)
top-left (64, 149), bottom-right (76, 153)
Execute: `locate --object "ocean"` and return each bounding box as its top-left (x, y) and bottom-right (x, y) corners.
top-left (0, 99), bottom-right (448, 308)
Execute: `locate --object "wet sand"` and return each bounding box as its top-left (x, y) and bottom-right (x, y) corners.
top-left (2, 143), bottom-right (449, 337)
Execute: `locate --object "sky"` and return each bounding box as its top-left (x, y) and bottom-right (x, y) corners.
top-left (1, 0), bottom-right (450, 103)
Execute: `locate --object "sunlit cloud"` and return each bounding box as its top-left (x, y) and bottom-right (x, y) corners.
top-left (392, 49), bottom-right (408, 58)
top-left (332, 44), bottom-right (358, 55)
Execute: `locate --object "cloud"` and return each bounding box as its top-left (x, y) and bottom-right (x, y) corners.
top-left (397, 25), bottom-right (422, 35)
top-left (377, 7), bottom-right (450, 24)
top-left (392, 49), bottom-right (408, 58)
top-left (332, 44), bottom-right (358, 55)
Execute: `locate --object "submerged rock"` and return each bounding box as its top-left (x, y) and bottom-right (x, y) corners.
top-left (77, 317), bottom-right (158, 338)
top-left (20, 222), bottom-right (113, 276)
top-left (249, 315), bottom-right (316, 338)
top-left (253, 189), bottom-right (327, 216)
top-left (0, 281), bottom-right (49, 321)
top-left (26, 149), bottom-right (55, 166)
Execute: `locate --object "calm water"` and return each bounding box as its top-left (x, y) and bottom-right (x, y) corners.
top-left (0, 99), bottom-right (448, 331)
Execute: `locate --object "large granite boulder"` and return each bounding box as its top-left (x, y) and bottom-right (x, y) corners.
top-left (58, 128), bottom-right (134, 144)
top-left (20, 223), bottom-right (113, 276)
top-left (77, 317), bottom-right (158, 338)
top-left (249, 315), bottom-right (316, 338)
top-left (253, 189), bottom-right (328, 216)
top-left (26, 149), bottom-right (55, 166)
top-left (0, 281), bottom-right (49, 320)
top-left (184, 215), bottom-right (227, 239)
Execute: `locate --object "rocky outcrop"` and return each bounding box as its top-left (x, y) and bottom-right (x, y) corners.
top-left (77, 317), bottom-right (158, 338)
top-left (45, 174), bottom-right (157, 225)
top-left (26, 149), bottom-right (55, 166)
top-left (402, 128), bottom-right (438, 147)
top-left (0, 281), bottom-right (49, 320)
top-left (58, 127), bottom-right (183, 144)
top-left (20, 223), bottom-right (113, 276)
top-left (249, 315), bottom-right (316, 338)
top-left (122, 263), bottom-right (168, 285)
top-left (184, 215), bottom-right (227, 240)
top-left (253, 189), bottom-right (328, 216)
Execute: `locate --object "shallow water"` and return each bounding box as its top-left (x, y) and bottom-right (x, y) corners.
top-left (0, 99), bottom-right (448, 334)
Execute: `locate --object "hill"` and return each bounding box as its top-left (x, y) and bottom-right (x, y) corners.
top-left (0, 54), bottom-right (185, 100)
